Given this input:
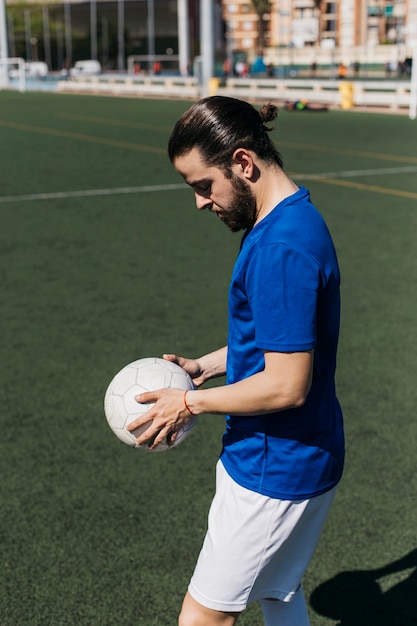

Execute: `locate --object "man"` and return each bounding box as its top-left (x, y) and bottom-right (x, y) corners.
top-left (284, 99), bottom-right (329, 112)
top-left (128, 96), bottom-right (344, 625)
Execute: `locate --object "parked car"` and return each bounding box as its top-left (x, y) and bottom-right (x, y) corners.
top-left (9, 61), bottom-right (48, 79)
top-left (25, 62), bottom-right (49, 78)
top-left (69, 60), bottom-right (101, 78)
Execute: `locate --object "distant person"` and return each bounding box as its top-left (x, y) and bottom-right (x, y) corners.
top-left (128, 96), bottom-right (344, 626)
top-left (266, 63), bottom-right (275, 78)
top-left (397, 60), bottom-right (406, 77)
top-left (337, 63), bottom-right (347, 79)
top-left (252, 55), bottom-right (266, 74)
top-left (235, 60), bottom-right (249, 78)
top-left (235, 60), bottom-right (244, 77)
top-left (222, 58), bottom-right (231, 78)
top-left (153, 60), bottom-right (162, 75)
top-left (284, 99), bottom-right (329, 112)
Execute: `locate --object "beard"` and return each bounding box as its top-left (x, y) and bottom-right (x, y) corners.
top-left (220, 175), bottom-right (257, 233)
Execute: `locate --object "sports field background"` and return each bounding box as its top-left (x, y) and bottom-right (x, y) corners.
top-left (0, 91), bottom-right (416, 625)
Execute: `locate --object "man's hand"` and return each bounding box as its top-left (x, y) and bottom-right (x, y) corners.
top-left (163, 348), bottom-right (227, 387)
top-left (127, 387), bottom-right (195, 450)
top-left (162, 353), bottom-right (207, 387)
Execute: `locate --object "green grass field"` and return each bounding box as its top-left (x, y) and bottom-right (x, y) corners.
top-left (1, 91), bottom-right (417, 625)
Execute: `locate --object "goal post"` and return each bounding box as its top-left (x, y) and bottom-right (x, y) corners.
top-left (409, 48), bottom-right (417, 120)
top-left (0, 57), bottom-right (26, 92)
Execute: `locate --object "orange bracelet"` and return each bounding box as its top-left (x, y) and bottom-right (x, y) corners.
top-left (183, 390), bottom-right (196, 416)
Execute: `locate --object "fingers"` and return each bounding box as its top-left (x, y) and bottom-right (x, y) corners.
top-left (147, 424), bottom-right (178, 450)
top-left (163, 353), bottom-right (188, 370)
top-left (126, 408), bottom-right (167, 449)
top-left (162, 353), bottom-right (178, 363)
top-left (126, 392), bottom-right (156, 434)
top-left (136, 423), bottom-right (172, 450)
top-left (136, 427), bottom-right (159, 449)
top-left (131, 418), bottom-right (178, 450)
top-left (127, 388), bottom-right (182, 449)
top-left (163, 353), bottom-right (202, 385)
top-left (134, 390), bottom-right (159, 404)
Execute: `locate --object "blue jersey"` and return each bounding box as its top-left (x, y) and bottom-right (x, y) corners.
top-left (221, 186), bottom-right (344, 500)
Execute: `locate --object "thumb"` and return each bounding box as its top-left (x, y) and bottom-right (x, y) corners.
top-left (162, 353), bottom-right (181, 365)
top-left (163, 353), bottom-right (192, 370)
top-left (162, 354), bottom-right (202, 386)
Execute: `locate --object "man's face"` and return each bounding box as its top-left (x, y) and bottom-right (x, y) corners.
top-left (174, 148), bottom-right (257, 232)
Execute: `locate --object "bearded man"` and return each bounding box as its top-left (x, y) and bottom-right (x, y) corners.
top-left (128, 96), bottom-right (345, 626)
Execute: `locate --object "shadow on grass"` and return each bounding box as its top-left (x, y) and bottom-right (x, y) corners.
top-left (310, 549), bottom-right (417, 625)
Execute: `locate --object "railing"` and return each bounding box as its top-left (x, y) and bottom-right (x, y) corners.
top-left (56, 74), bottom-right (412, 111)
top-left (57, 74), bottom-right (199, 99)
top-left (218, 78), bottom-right (412, 110)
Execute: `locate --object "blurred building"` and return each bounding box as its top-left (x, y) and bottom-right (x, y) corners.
top-left (223, 0), bottom-right (417, 52)
top-left (4, 0), bottom-right (417, 71)
top-left (5, 0), bottom-right (199, 71)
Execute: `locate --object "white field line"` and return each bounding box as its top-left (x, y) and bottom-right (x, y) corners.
top-left (0, 166), bottom-right (417, 205)
top-left (292, 165), bottom-right (417, 180)
top-left (0, 183), bottom-right (188, 205)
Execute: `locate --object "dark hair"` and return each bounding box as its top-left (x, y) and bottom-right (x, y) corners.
top-left (168, 96), bottom-right (283, 172)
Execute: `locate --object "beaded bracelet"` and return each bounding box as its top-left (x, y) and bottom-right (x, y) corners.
top-left (183, 390), bottom-right (196, 416)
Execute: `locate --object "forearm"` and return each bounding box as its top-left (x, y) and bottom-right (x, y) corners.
top-left (196, 346), bottom-right (227, 383)
top-left (185, 375), bottom-right (294, 416)
top-left (186, 351), bottom-right (313, 416)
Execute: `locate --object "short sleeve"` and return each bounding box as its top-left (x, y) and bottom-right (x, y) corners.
top-left (245, 243), bottom-right (319, 351)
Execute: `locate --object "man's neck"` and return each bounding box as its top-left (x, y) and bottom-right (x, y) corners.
top-left (254, 168), bottom-right (299, 226)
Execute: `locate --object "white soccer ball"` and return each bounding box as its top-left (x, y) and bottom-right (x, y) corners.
top-left (104, 357), bottom-right (196, 452)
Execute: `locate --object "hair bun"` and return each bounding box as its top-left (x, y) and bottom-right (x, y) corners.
top-left (258, 103), bottom-right (278, 126)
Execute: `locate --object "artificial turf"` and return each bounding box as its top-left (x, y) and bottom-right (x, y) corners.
top-left (0, 90), bottom-right (416, 624)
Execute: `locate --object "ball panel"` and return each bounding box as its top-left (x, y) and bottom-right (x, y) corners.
top-left (104, 393), bottom-right (126, 429)
top-left (134, 366), bottom-right (173, 392)
top-left (122, 384), bottom-right (150, 415)
top-left (110, 366), bottom-right (138, 395)
top-left (104, 357), bottom-right (196, 452)
top-left (170, 370), bottom-right (195, 390)
top-left (112, 424), bottom-right (137, 447)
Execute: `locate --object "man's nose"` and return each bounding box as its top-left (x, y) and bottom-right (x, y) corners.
top-left (195, 193), bottom-right (212, 211)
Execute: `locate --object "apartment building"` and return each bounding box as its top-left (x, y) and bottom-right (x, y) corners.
top-left (223, 0), bottom-right (417, 53)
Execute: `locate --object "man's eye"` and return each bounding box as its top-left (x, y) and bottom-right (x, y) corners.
top-left (197, 183), bottom-right (211, 193)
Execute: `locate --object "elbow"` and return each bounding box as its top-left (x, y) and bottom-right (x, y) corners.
top-left (290, 371), bottom-right (313, 409)
top-left (269, 390), bottom-right (308, 411)
top-left (286, 383), bottom-right (311, 409)
top-left (291, 394), bottom-right (308, 409)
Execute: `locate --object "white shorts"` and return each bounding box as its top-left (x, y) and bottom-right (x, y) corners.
top-left (188, 460), bottom-right (337, 613)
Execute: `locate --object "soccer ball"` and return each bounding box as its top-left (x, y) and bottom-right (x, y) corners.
top-left (104, 357), bottom-right (196, 452)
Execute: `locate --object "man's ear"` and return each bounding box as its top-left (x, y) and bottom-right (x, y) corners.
top-left (232, 148), bottom-right (255, 179)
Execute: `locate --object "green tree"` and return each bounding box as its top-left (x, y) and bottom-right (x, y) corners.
top-left (251, 0), bottom-right (272, 52)
top-left (7, 2), bottom-right (45, 59)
